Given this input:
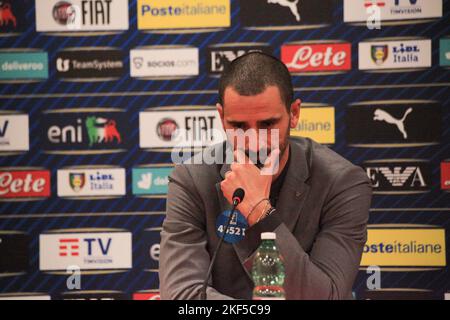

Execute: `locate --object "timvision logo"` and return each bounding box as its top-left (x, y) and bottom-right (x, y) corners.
top-left (41, 108), bottom-right (128, 155)
top-left (344, 0), bottom-right (443, 26)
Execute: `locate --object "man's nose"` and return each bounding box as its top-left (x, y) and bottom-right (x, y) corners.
top-left (244, 130), bottom-right (268, 152)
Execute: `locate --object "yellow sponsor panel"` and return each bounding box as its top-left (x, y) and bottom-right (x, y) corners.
top-left (137, 0), bottom-right (231, 30)
top-left (361, 229), bottom-right (446, 267)
top-left (290, 107), bottom-right (335, 144)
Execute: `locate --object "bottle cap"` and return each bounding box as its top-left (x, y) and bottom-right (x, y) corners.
top-left (261, 232), bottom-right (276, 240)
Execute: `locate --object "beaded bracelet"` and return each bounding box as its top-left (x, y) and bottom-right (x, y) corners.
top-left (257, 206), bottom-right (276, 223)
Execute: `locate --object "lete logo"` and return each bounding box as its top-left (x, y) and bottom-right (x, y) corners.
top-left (0, 170), bottom-right (51, 198)
top-left (281, 42), bottom-right (351, 73)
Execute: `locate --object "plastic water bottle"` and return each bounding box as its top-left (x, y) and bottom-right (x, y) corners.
top-left (251, 232), bottom-right (286, 300)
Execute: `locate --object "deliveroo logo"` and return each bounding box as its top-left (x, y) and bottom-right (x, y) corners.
top-left (132, 167), bottom-right (173, 195)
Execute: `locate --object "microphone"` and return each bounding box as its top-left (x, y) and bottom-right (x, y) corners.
top-left (232, 188), bottom-right (245, 206)
top-left (200, 188), bottom-right (245, 300)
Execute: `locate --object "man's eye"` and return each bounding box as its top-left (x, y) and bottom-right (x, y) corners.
top-left (261, 121), bottom-right (274, 127)
top-left (232, 123), bottom-right (244, 129)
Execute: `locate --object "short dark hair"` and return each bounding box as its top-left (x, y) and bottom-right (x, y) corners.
top-left (218, 52), bottom-right (294, 110)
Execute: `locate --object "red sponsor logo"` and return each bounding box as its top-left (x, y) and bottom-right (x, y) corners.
top-left (0, 170), bottom-right (51, 198)
top-left (133, 292), bottom-right (160, 300)
top-left (59, 238), bottom-right (80, 257)
top-left (441, 161), bottom-right (450, 190)
top-left (281, 42), bottom-right (351, 73)
top-left (0, 2), bottom-right (17, 29)
top-left (364, 1), bottom-right (386, 8)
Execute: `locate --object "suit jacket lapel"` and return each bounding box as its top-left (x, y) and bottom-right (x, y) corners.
top-left (274, 139), bottom-right (311, 233)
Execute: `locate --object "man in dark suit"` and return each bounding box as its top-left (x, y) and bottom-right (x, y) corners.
top-left (159, 52), bottom-right (372, 300)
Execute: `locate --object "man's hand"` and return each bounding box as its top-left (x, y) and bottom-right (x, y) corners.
top-left (220, 148), bottom-right (280, 226)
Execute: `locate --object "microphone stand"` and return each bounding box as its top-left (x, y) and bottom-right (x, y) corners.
top-left (200, 197), bottom-right (241, 300)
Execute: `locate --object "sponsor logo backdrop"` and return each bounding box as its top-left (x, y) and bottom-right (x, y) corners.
top-left (0, 0), bottom-right (449, 300)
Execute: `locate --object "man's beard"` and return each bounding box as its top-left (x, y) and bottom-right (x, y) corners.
top-left (243, 130), bottom-right (289, 169)
top-left (229, 123), bottom-right (291, 168)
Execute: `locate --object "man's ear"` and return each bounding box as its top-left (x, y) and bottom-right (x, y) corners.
top-left (216, 103), bottom-right (225, 127)
top-left (289, 99), bottom-right (301, 128)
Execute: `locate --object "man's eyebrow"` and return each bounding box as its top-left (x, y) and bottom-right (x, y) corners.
top-left (257, 116), bottom-right (282, 123)
top-left (226, 116), bottom-right (282, 123)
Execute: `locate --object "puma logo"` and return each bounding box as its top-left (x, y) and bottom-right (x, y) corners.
top-left (267, 0), bottom-right (301, 21)
top-left (373, 108), bottom-right (413, 139)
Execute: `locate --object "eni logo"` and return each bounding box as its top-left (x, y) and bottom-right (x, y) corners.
top-left (85, 117), bottom-right (122, 146)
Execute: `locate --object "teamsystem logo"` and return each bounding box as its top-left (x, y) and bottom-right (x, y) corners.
top-left (137, 0), bottom-right (230, 31)
top-left (55, 48), bottom-right (125, 80)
